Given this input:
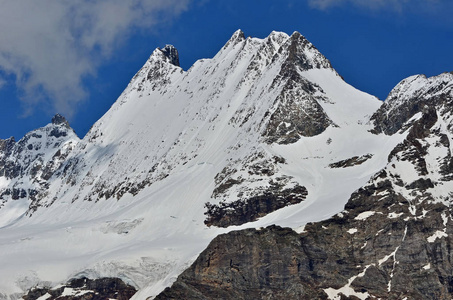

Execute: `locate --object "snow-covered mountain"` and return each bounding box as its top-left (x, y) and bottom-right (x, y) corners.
top-left (0, 115), bottom-right (79, 227)
top-left (159, 72), bottom-right (453, 299)
top-left (0, 30), bottom-right (452, 299)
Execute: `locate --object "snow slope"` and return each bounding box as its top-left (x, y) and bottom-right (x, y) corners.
top-left (0, 30), bottom-right (412, 299)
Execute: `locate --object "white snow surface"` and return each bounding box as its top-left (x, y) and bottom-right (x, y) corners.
top-left (427, 230), bottom-right (448, 243)
top-left (0, 30), bottom-right (414, 299)
top-left (324, 264), bottom-right (372, 300)
top-left (354, 211), bottom-right (376, 221)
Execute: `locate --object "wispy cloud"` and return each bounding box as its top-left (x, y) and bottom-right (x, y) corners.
top-left (0, 0), bottom-right (191, 117)
top-left (308, 0), bottom-right (445, 11)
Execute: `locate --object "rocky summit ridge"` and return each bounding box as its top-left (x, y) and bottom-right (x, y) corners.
top-left (1, 30), bottom-right (452, 300)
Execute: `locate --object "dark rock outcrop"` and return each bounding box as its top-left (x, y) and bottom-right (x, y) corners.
top-left (52, 114), bottom-right (71, 127)
top-left (208, 152), bottom-right (307, 227)
top-left (329, 154), bottom-right (373, 168)
top-left (159, 45), bottom-right (180, 67)
top-left (262, 32), bottom-right (335, 144)
top-left (156, 225), bottom-right (327, 300)
top-left (263, 76), bottom-right (333, 143)
top-left (22, 277), bottom-right (136, 300)
top-left (205, 184), bottom-right (307, 227)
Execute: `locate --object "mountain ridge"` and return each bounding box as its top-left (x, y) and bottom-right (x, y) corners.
top-left (0, 30), bottom-right (451, 299)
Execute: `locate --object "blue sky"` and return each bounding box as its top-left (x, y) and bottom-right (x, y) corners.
top-left (0, 0), bottom-right (452, 140)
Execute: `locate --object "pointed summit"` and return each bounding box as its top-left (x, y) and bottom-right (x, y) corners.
top-left (149, 45), bottom-right (181, 67)
top-left (222, 29), bottom-right (246, 50)
top-left (159, 45), bottom-right (180, 67)
top-left (231, 29), bottom-right (245, 41)
top-left (283, 31), bottom-right (333, 70)
top-left (126, 44), bottom-right (183, 93)
top-left (267, 31), bottom-right (289, 42)
top-left (51, 113), bottom-right (70, 128)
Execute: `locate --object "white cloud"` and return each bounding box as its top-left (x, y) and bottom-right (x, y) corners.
top-left (0, 0), bottom-right (190, 117)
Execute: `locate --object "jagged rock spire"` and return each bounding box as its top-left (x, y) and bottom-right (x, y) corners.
top-left (51, 113), bottom-right (70, 128)
top-left (159, 45), bottom-right (180, 67)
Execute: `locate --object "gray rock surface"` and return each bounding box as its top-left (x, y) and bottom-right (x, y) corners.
top-left (22, 277), bottom-right (136, 300)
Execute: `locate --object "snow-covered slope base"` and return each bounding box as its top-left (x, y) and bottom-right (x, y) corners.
top-left (0, 30), bottom-right (441, 299)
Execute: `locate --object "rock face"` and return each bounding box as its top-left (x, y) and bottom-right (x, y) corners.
top-left (159, 45), bottom-right (180, 67)
top-left (262, 32), bottom-right (335, 143)
top-left (156, 73), bottom-right (453, 299)
top-left (22, 277), bottom-right (136, 300)
top-left (155, 225), bottom-right (324, 300)
top-left (205, 184), bottom-right (307, 227)
top-left (206, 151), bottom-right (309, 227)
top-left (328, 154), bottom-right (373, 168)
top-left (263, 75), bottom-right (334, 143)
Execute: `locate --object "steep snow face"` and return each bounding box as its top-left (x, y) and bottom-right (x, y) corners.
top-left (26, 29), bottom-right (381, 214)
top-left (0, 30), bottom-right (387, 298)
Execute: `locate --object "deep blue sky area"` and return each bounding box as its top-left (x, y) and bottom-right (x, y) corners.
top-left (0, 0), bottom-right (452, 140)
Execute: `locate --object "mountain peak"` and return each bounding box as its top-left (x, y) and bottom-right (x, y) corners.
top-left (281, 30), bottom-right (333, 71)
top-left (265, 31), bottom-right (289, 48)
top-left (51, 113), bottom-right (70, 127)
top-left (371, 72), bottom-right (453, 135)
top-left (159, 45), bottom-right (180, 67)
top-left (290, 30), bottom-right (302, 38)
top-left (267, 31), bottom-right (289, 39)
top-left (231, 29), bottom-right (245, 40)
top-left (149, 45), bottom-right (181, 67)
top-left (222, 29), bottom-right (246, 50)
